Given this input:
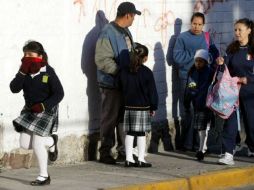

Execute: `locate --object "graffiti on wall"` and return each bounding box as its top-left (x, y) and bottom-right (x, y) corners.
top-left (92, 0), bottom-right (119, 19)
top-left (154, 0), bottom-right (175, 47)
top-left (73, 0), bottom-right (176, 47)
top-left (73, 0), bottom-right (231, 49)
top-left (194, 0), bottom-right (228, 14)
top-left (73, 0), bottom-right (85, 22)
top-left (142, 8), bottom-right (151, 28)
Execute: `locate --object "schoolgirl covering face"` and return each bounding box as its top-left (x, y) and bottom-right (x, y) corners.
top-left (10, 40), bottom-right (64, 185)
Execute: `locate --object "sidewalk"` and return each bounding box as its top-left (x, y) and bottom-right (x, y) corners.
top-left (0, 150), bottom-right (254, 190)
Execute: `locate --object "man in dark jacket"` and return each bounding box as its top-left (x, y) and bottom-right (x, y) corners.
top-left (95, 2), bottom-right (141, 164)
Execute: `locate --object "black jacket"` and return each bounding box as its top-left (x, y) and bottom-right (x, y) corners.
top-left (118, 65), bottom-right (158, 111)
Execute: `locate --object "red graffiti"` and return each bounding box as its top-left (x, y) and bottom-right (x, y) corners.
top-left (92, 0), bottom-right (119, 20)
top-left (73, 0), bottom-right (85, 22)
top-left (194, 0), bottom-right (227, 14)
top-left (153, 0), bottom-right (175, 47)
top-left (142, 8), bottom-right (151, 28)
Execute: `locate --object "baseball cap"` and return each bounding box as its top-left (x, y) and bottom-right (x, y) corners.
top-left (194, 49), bottom-right (209, 62)
top-left (117, 2), bottom-right (141, 16)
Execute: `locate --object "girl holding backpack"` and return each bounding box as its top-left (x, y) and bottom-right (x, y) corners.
top-left (216, 18), bottom-right (253, 165)
top-left (184, 49), bottom-right (216, 161)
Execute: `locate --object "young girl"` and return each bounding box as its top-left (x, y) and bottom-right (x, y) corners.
top-left (184, 49), bottom-right (214, 161)
top-left (10, 41), bottom-right (64, 185)
top-left (118, 43), bottom-right (158, 167)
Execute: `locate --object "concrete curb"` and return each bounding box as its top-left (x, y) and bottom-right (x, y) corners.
top-left (106, 166), bottom-right (254, 190)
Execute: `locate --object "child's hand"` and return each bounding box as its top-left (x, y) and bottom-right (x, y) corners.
top-left (239, 77), bottom-right (247, 85)
top-left (216, 56), bottom-right (224, 65)
top-left (19, 57), bottom-right (32, 74)
top-left (150, 111), bottom-right (155, 117)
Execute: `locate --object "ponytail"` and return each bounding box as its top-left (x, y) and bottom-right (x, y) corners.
top-left (129, 43), bottom-right (149, 73)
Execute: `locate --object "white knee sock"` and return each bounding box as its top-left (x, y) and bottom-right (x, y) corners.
top-left (198, 129), bottom-right (208, 153)
top-left (125, 135), bottom-right (134, 162)
top-left (137, 136), bottom-right (146, 162)
top-left (20, 132), bottom-right (33, 150)
top-left (47, 136), bottom-right (55, 152)
top-left (32, 134), bottom-right (52, 177)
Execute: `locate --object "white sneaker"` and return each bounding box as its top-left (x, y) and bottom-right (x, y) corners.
top-left (247, 149), bottom-right (254, 157)
top-left (218, 152), bottom-right (235, 165)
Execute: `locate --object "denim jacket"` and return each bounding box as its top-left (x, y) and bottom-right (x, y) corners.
top-left (95, 22), bottom-right (133, 88)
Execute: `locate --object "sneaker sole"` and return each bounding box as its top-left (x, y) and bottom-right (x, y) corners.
top-left (218, 160), bottom-right (235, 166)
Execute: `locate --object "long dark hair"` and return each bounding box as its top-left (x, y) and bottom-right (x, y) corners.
top-left (130, 43), bottom-right (148, 73)
top-left (23, 40), bottom-right (48, 62)
top-left (226, 18), bottom-right (254, 55)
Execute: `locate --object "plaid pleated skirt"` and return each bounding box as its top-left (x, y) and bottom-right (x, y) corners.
top-left (192, 111), bottom-right (211, 131)
top-left (13, 106), bottom-right (58, 137)
top-left (123, 109), bottom-right (151, 133)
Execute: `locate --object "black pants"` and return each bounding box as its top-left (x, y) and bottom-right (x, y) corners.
top-left (148, 120), bottom-right (173, 152)
top-left (99, 88), bottom-right (124, 157)
top-left (240, 95), bottom-right (254, 152)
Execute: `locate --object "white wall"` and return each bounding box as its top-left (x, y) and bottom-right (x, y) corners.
top-left (0, 0), bottom-right (254, 158)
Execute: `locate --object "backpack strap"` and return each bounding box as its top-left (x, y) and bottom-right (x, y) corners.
top-left (205, 32), bottom-right (210, 48)
top-left (236, 107), bottom-right (241, 131)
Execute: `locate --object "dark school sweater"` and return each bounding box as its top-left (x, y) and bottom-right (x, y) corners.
top-left (10, 65), bottom-right (64, 111)
top-left (118, 65), bottom-right (158, 111)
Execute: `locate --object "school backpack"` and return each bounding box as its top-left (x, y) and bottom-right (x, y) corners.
top-left (206, 64), bottom-right (241, 119)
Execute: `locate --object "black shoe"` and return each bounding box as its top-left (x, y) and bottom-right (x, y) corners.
top-left (124, 161), bottom-right (138, 167)
top-left (30, 176), bottom-right (51, 186)
top-left (147, 141), bottom-right (159, 154)
top-left (178, 146), bottom-right (188, 152)
top-left (196, 151), bottom-right (205, 161)
top-left (138, 161), bottom-right (152, 167)
top-left (175, 144), bottom-right (184, 151)
top-left (99, 155), bottom-right (116, 165)
top-left (164, 144), bottom-right (174, 151)
top-left (49, 134), bottom-right (58, 162)
top-left (116, 153), bottom-right (125, 162)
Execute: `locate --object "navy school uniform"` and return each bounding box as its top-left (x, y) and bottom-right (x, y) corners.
top-left (223, 47), bottom-right (254, 153)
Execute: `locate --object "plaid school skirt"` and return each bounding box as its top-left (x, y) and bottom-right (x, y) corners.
top-left (123, 109), bottom-right (151, 133)
top-left (13, 106), bottom-right (58, 137)
top-left (192, 111), bottom-right (211, 131)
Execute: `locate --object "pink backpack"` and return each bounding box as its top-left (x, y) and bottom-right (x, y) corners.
top-left (206, 65), bottom-right (241, 119)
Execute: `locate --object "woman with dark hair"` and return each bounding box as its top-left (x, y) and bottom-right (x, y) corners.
top-left (118, 43), bottom-right (158, 168)
top-left (217, 18), bottom-right (254, 165)
top-left (10, 40), bottom-right (64, 185)
top-left (173, 12), bottom-right (218, 151)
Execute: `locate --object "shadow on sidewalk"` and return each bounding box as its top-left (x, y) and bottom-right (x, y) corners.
top-left (154, 151), bottom-right (220, 165)
top-left (0, 175), bottom-right (29, 185)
